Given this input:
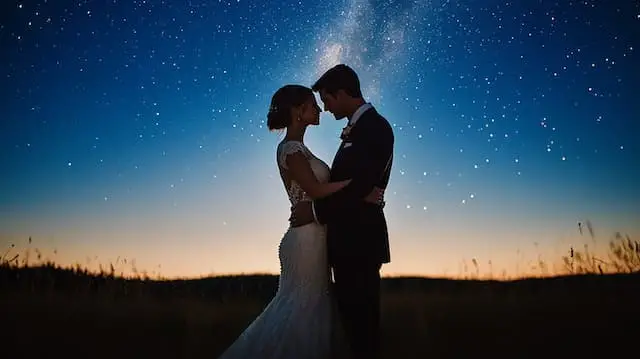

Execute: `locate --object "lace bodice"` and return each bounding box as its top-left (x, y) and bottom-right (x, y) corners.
top-left (277, 140), bottom-right (331, 206)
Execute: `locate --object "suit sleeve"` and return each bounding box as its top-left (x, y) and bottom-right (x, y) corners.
top-left (312, 119), bottom-right (393, 224)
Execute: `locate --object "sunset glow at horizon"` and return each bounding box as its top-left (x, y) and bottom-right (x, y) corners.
top-left (2, 1), bottom-right (638, 280)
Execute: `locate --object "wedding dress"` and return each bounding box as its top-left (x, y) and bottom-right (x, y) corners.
top-left (217, 140), bottom-right (349, 359)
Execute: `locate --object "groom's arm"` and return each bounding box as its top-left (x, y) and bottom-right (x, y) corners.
top-left (312, 118), bottom-right (394, 224)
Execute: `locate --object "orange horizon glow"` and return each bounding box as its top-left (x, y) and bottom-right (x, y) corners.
top-left (2, 224), bottom-right (634, 281)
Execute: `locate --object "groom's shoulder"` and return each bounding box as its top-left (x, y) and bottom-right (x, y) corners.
top-left (369, 109), bottom-right (393, 132)
top-left (365, 107), bottom-right (387, 124)
top-left (363, 109), bottom-right (393, 141)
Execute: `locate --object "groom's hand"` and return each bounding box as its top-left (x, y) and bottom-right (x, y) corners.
top-left (289, 201), bottom-right (315, 227)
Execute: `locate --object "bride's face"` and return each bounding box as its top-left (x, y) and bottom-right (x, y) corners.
top-left (298, 96), bottom-right (321, 126)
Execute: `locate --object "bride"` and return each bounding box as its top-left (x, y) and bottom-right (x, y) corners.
top-left (216, 85), bottom-right (382, 359)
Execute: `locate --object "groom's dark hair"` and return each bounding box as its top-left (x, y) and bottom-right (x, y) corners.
top-left (312, 64), bottom-right (363, 98)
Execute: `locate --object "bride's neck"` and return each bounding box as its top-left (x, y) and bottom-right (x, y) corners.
top-left (285, 126), bottom-right (306, 142)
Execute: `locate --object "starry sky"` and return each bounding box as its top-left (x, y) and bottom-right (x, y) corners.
top-left (1, 0), bottom-right (639, 279)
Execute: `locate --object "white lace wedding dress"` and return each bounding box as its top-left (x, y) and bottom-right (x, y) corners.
top-left (217, 140), bottom-right (349, 359)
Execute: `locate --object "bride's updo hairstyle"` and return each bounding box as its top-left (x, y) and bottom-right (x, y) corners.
top-left (267, 85), bottom-right (313, 131)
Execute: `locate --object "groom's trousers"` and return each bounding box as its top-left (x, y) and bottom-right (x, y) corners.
top-left (333, 262), bottom-right (382, 359)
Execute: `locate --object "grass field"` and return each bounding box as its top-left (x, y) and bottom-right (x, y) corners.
top-left (2, 231), bottom-right (639, 359)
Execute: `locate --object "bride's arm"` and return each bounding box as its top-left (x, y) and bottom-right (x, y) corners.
top-left (285, 152), bottom-right (351, 200)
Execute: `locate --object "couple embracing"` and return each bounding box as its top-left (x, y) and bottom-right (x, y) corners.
top-left (218, 64), bottom-right (395, 359)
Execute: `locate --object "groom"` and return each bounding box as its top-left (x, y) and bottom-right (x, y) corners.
top-left (290, 64), bottom-right (394, 359)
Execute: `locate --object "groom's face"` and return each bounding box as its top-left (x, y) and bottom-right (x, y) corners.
top-left (319, 89), bottom-right (346, 120)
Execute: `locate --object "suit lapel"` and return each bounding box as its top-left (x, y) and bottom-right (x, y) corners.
top-left (331, 117), bottom-right (367, 178)
top-left (330, 107), bottom-right (376, 178)
top-left (330, 142), bottom-right (344, 176)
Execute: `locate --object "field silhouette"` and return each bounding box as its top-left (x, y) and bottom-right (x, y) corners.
top-left (2, 229), bottom-right (639, 359)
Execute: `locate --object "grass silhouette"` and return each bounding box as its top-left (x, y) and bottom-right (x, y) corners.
top-left (1, 224), bottom-right (638, 358)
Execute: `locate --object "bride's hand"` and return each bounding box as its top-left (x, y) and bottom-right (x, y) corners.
top-left (364, 186), bottom-right (385, 206)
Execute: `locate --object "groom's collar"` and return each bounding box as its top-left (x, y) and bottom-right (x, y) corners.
top-left (347, 102), bottom-right (373, 127)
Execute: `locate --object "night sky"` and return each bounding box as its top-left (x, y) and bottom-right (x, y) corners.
top-left (1, 0), bottom-right (639, 278)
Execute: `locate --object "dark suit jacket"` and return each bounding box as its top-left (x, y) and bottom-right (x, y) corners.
top-left (313, 107), bottom-right (394, 267)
